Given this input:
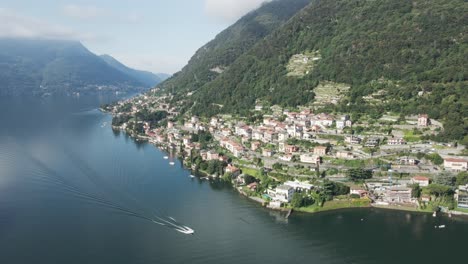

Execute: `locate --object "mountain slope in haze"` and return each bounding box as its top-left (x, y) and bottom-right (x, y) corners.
top-left (157, 0), bottom-right (311, 98)
top-left (155, 73), bottom-right (171, 82)
top-left (186, 0), bottom-right (466, 142)
top-left (100, 54), bottom-right (165, 87)
top-left (0, 38), bottom-right (147, 96)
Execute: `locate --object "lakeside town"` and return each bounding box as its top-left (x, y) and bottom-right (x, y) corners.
top-left (102, 91), bottom-right (468, 216)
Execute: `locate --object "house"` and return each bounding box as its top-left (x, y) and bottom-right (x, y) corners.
top-left (336, 151), bottom-right (354, 159)
top-left (221, 128), bottom-right (231, 137)
top-left (279, 154), bottom-right (293, 162)
top-left (262, 149), bottom-right (274, 157)
top-left (350, 188), bottom-right (368, 198)
top-left (384, 187), bottom-right (412, 203)
top-left (210, 117), bottom-right (219, 127)
top-left (418, 114), bottom-right (430, 127)
top-left (263, 130), bottom-right (278, 143)
top-left (206, 150), bottom-right (219, 161)
top-left (247, 182), bottom-right (258, 191)
top-left (336, 120), bottom-right (345, 129)
top-left (421, 194), bottom-right (431, 203)
top-left (268, 185), bottom-right (295, 203)
top-left (200, 150), bottom-right (208, 161)
top-left (398, 157), bottom-right (419, 165)
top-left (455, 184), bottom-right (468, 208)
top-left (252, 129), bottom-right (265, 141)
top-left (226, 164), bottom-right (240, 177)
top-left (251, 141), bottom-right (261, 151)
top-left (300, 154), bottom-right (320, 164)
top-left (167, 121), bottom-right (174, 129)
top-left (444, 158), bottom-right (468, 172)
top-left (313, 146), bottom-right (327, 156)
top-left (388, 137), bottom-right (406, 145)
top-left (278, 132), bottom-right (289, 142)
top-left (284, 180), bottom-right (314, 191)
top-left (345, 136), bottom-right (362, 144)
top-left (185, 122), bottom-right (195, 129)
top-left (279, 143), bottom-right (299, 154)
top-left (191, 116), bottom-right (199, 123)
top-left (255, 105), bottom-right (263, 111)
top-left (365, 137), bottom-right (380, 147)
top-left (235, 125), bottom-right (252, 138)
top-left (410, 176), bottom-right (430, 187)
top-left (182, 136), bottom-right (191, 145)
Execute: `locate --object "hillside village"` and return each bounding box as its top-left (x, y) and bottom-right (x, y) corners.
top-left (102, 93), bottom-right (468, 214)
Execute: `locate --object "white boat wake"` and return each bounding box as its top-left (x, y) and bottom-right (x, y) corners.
top-left (152, 216), bottom-right (195, 235)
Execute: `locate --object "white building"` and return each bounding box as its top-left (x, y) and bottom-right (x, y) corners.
top-left (384, 187), bottom-right (412, 203)
top-left (456, 184), bottom-right (468, 208)
top-left (410, 176), bottom-right (430, 187)
top-left (300, 154), bottom-right (320, 164)
top-left (268, 185), bottom-right (295, 203)
top-left (444, 158), bottom-right (468, 172)
top-left (284, 180), bottom-right (314, 191)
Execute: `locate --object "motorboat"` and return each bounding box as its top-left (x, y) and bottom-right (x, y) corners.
top-left (175, 226), bottom-right (195, 235)
top-left (163, 156), bottom-right (169, 160)
top-left (169, 161), bottom-right (175, 166)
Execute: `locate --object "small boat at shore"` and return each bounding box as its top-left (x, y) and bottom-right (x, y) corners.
top-left (435, 225), bottom-right (446, 229)
top-left (190, 175), bottom-right (195, 178)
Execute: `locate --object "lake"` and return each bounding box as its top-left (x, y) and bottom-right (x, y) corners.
top-left (0, 94), bottom-right (466, 264)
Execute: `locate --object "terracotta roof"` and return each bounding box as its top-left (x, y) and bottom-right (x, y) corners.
top-left (413, 176), bottom-right (429, 181)
top-left (444, 158), bottom-right (467, 163)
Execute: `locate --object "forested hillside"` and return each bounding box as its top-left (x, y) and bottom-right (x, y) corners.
top-left (157, 0), bottom-right (311, 99)
top-left (183, 0), bottom-right (466, 143)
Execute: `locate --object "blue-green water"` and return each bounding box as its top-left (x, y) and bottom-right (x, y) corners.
top-left (0, 95), bottom-right (466, 264)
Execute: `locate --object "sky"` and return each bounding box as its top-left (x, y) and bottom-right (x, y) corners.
top-left (0, 0), bottom-right (270, 74)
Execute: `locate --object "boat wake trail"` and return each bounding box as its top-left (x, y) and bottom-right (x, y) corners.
top-left (16, 141), bottom-right (194, 235)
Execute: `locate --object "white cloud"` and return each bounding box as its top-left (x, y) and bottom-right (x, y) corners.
top-left (62, 4), bottom-right (103, 20)
top-left (204, 0), bottom-right (271, 22)
top-left (62, 4), bottom-right (143, 24)
top-left (0, 8), bottom-right (103, 42)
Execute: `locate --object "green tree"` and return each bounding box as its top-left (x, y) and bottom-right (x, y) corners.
top-left (425, 184), bottom-right (454, 197)
top-left (346, 168), bottom-right (372, 181)
top-left (426, 153), bottom-right (444, 165)
top-left (291, 193), bottom-right (304, 208)
top-left (456, 172), bottom-right (468, 186)
top-left (243, 174), bottom-right (256, 185)
top-left (409, 184), bottom-right (421, 198)
top-left (434, 171), bottom-right (456, 187)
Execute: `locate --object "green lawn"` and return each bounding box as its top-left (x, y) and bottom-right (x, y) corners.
top-left (331, 158), bottom-right (366, 168)
top-left (454, 207), bottom-right (468, 213)
top-left (403, 130), bottom-right (422, 142)
top-left (296, 198), bottom-right (371, 213)
top-left (239, 166), bottom-right (262, 178)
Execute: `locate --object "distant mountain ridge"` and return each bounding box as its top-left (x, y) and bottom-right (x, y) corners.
top-left (100, 54), bottom-right (166, 87)
top-left (0, 38), bottom-right (165, 96)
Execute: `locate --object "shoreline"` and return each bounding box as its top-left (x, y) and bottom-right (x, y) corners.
top-left (104, 113), bottom-right (467, 218)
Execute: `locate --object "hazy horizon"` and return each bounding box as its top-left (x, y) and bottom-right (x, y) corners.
top-left (0, 0), bottom-right (272, 74)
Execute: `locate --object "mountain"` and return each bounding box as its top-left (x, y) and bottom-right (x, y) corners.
top-left (155, 73), bottom-right (171, 82)
top-left (0, 38), bottom-right (148, 96)
top-left (100, 54), bottom-right (165, 87)
top-left (157, 0), bottom-right (311, 98)
top-left (168, 0), bottom-right (466, 142)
